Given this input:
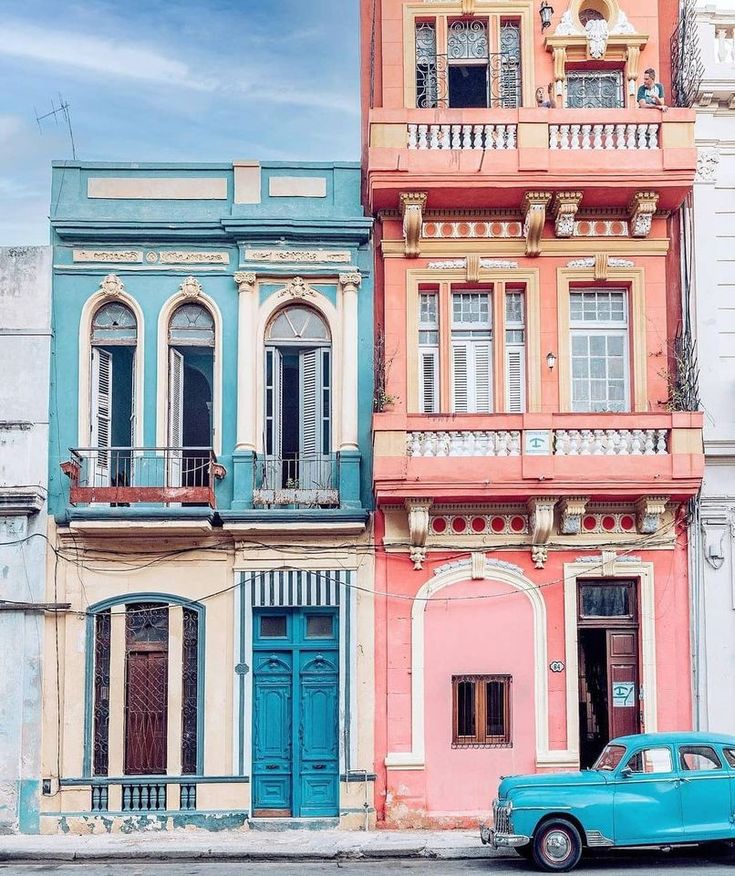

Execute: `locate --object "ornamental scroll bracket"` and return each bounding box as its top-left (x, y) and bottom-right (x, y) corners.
top-left (97, 273), bottom-right (127, 299)
top-left (635, 495), bottom-right (668, 535)
top-left (528, 496), bottom-right (558, 568)
top-left (234, 271), bottom-right (257, 294)
top-left (521, 191), bottom-right (552, 257)
top-left (560, 496), bottom-right (589, 535)
top-left (628, 191), bottom-right (659, 238)
top-left (552, 191), bottom-right (583, 238)
top-left (406, 498), bottom-right (433, 570)
top-left (400, 192), bottom-right (428, 258)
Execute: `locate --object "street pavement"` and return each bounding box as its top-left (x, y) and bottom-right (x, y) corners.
top-left (0, 848), bottom-right (733, 874)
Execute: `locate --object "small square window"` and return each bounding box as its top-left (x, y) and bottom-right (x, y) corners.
top-left (260, 615), bottom-right (287, 638)
top-left (452, 674), bottom-right (511, 747)
top-left (306, 614), bottom-right (334, 638)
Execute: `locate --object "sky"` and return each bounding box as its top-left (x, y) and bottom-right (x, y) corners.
top-left (0, 0), bottom-right (361, 245)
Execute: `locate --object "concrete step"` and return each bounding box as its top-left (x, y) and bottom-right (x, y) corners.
top-left (248, 817), bottom-right (340, 831)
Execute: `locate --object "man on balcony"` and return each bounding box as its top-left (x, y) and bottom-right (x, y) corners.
top-left (637, 68), bottom-right (668, 112)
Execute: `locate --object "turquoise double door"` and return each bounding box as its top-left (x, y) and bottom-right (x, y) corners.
top-left (252, 608), bottom-right (339, 817)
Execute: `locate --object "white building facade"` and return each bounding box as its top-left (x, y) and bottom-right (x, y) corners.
top-left (691, 5), bottom-right (735, 731)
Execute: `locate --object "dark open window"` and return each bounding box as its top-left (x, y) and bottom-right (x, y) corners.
top-left (452, 674), bottom-right (511, 747)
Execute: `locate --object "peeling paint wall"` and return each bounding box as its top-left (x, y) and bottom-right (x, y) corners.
top-left (0, 246), bottom-right (52, 833)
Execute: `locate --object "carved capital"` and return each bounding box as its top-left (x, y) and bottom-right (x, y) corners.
top-left (98, 273), bottom-right (126, 299)
top-left (178, 276), bottom-right (203, 299)
top-left (560, 496), bottom-right (589, 535)
top-left (521, 191), bottom-right (552, 257)
top-left (400, 192), bottom-right (428, 258)
top-left (339, 271), bottom-right (362, 293)
top-left (628, 191), bottom-right (659, 238)
top-left (528, 496), bottom-right (558, 545)
top-left (279, 276), bottom-right (316, 299)
top-left (552, 191), bottom-right (583, 238)
top-left (635, 495), bottom-right (668, 534)
top-left (234, 271), bottom-right (257, 294)
top-left (406, 498), bottom-right (433, 570)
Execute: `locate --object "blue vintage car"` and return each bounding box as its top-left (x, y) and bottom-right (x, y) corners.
top-left (480, 731), bottom-right (735, 872)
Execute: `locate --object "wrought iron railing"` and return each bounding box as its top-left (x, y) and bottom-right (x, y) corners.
top-left (417, 53), bottom-right (521, 109)
top-left (253, 454), bottom-right (339, 508)
top-left (61, 447), bottom-right (224, 506)
top-left (671, 0), bottom-right (704, 107)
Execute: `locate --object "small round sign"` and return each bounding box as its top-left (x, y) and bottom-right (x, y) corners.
top-left (549, 661), bottom-right (565, 673)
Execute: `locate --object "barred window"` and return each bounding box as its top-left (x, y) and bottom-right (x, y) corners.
top-left (452, 674), bottom-right (511, 747)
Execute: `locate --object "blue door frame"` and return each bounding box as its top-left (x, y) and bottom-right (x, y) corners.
top-left (252, 608), bottom-right (339, 817)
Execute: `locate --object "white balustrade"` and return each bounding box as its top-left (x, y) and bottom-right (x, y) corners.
top-left (406, 430), bottom-right (522, 457)
top-left (716, 25), bottom-right (735, 65)
top-left (407, 123), bottom-right (518, 150)
top-left (553, 429), bottom-right (668, 456)
top-left (550, 123), bottom-right (659, 150)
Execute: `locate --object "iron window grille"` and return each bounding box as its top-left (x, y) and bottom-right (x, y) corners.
top-left (566, 70), bottom-right (624, 109)
top-left (452, 674), bottom-right (512, 748)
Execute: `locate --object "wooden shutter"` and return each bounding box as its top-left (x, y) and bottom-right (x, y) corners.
top-left (505, 347), bottom-right (525, 413)
top-left (451, 343), bottom-right (469, 413)
top-left (299, 349), bottom-right (320, 458)
top-left (473, 342), bottom-right (492, 413)
top-left (420, 351), bottom-right (438, 413)
top-left (264, 348), bottom-right (283, 459)
top-left (129, 351), bottom-right (137, 447)
top-left (90, 347), bottom-right (112, 483)
top-left (167, 349), bottom-right (184, 489)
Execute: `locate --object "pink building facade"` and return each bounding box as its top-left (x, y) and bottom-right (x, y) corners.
top-left (362, 0), bottom-right (703, 826)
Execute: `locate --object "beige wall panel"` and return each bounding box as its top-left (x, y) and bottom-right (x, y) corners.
top-left (87, 178), bottom-right (228, 200)
top-left (268, 177), bottom-right (327, 198)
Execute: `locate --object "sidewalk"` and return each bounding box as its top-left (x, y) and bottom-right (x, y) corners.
top-left (0, 829), bottom-right (511, 863)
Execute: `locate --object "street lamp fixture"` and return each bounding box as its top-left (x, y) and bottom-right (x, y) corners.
top-left (546, 351), bottom-right (557, 369)
top-left (539, 0), bottom-right (554, 31)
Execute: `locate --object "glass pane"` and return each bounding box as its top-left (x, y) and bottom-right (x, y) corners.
top-left (260, 615), bottom-right (287, 638)
top-left (567, 70), bottom-right (624, 109)
top-left (505, 291), bottom-right (524, 325)
top-left (627, 747), bottom-right (673, 774)
top-left (267, 306), bottom-right (330, 344)
top-left (416, 21), bottom-right (438, 108)
top-left (580, 584), bottom-right (631, 617)
top-left (419, 292), bottom-right (438, 327)
top-left (456, 680), bottom-right (476, 737)
top-left (126, 603), bottom-right (169, 648)
top-left (92, 302), bottom-right (137, 343)
top-left (181, 607), bottom-right (199, 775)
top-left (679, 746), bottom-right (722, 771)
top-left (452, 292), bottom-right (491, 327)
top-left (486, 680), bottom-right (506, 738)
top-left (306, 614), bottom-right (334, 639)
top-left (169, 304), bottom-right (214, 346)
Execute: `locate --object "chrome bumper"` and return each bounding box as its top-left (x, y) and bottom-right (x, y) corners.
top-left (480, 825), bottom-right (530, 849)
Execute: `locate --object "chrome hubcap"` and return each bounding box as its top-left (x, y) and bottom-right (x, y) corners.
top-left (544, 829), bottom-right (572, 862)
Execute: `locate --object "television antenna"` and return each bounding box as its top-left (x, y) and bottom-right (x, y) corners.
top-left (34, 94), bottom-right (77, 159)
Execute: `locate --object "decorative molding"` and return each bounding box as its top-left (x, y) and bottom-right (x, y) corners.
top-left (480, 258), bottom-right (519, 269)
top-left (0, 487), bottom-right (45, 516)
top-left (466, 254), bottom-right (481, 283)
top-left (609, 257), bottom-right (635, 268)
top-left (426, 259), bottom-right (466, 270)
top-left (423, 220), bottom-right (523, 240)
top-left (431, 556), bottom-right (526, 579)
top-left (521, 191), bottom-right (552, 257)
top-left (566, 257), bottom-right (595, 268)
top-left (573, 219), bottom-right (629, 238)
top-left (407, 430), bottom-right (521, 458)
top-left (338, 272), bottom-right (362, 293)
top-left (400, 192), bottom-right (428, 258)
top-left (628, 191), bottom-right (659, 238)
top-left (406, 498), bottom-right (433, 570)
top-left (429, 512), bottom-right (529, 537)
top-left (552, 192), bottom-right (583, 238)
top-left (635, 495), bottom-right (669, 534)
top-left (695, 147), bottom-right (720, 183)
top-left (471, 552), bottom-right (485, 580)
top-left (278, 276), bottom-right (316, 299)
top-left (234, 272), bottom-right (257, 294)
top-left (72, 250), bottom-right (142, 264)
top-left (159, 251), bottom-right (229, 265)
top-left (565, 255), bottom-right (634, 280)
top-left (531, 546), bottom-right (548, 570)
top-left (586, 18), bottom-right (609, 58)
top-left (97, 273), bottom-right (127, 298)
top-left (177, 276), bottom-right (203, 298)
top-left (244, 248), bottom-right (351, 264)
top-left (528, 497), bottom-right (558, 567)
top-left (560, 496), bottom-right (589, 535)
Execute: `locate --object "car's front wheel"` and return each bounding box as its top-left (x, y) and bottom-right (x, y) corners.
top-left (515, 844), bottom-right (534, 860)
top-left (531, 819), bottom-right (583, 872)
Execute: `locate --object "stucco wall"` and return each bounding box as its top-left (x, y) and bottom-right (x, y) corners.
top-left (0, 246), bottom-right (52, 833)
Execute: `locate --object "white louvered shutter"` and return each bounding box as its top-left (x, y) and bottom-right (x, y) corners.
top-left (452, 343), bottom-right (469, 413)
top-left (129, 352), bottom-right (137, 447)
top-left (473, 342), bottom-right (492, 413)
top-left (265, 348), bottom-right (283, 459)
top-left (90, 347), bottom-right (112, 483)
top-left (299, 349), bottom-right (322, 489)
top-left (420, 351), bottom-right (438, 413)
top-left (505, 347), bottom-right (525, 413)
top-left (168, 348), bottom-right (184, 488)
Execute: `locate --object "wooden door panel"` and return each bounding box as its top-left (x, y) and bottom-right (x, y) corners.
top-left (252, 652), bottom-right (292, 815)
top-left (607, 630), bottom-right (639, 739)
top-left (125, 651), bottom-right (168, 775)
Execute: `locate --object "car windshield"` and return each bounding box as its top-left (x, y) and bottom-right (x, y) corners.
top-left (593, 744), bottom-right (626, 771)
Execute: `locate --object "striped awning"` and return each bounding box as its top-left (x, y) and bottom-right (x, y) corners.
top-left (248, 570), bottom-right (346, 608)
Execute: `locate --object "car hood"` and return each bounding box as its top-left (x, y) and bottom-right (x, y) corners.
top-left (498, 770), bottom-right (608, 799)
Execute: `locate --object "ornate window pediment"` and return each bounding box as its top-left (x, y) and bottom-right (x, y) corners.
top-left (545, 0), bottom-right (647, 104)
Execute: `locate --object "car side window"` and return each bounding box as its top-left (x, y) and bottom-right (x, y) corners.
top-left (679, 745), bottom-right (722, 771)
top-left (723, 748), bottom-right (735, 768)
top-left (626, 746), bottom-right (673, 774)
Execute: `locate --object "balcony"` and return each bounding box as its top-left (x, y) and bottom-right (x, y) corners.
top-left (372, 412), bottom-right (704, 503)
top-left (61, 447), bottom-right (222, 508)
top-left (366, 107), bottom-right (696, 211)
top-left (253, 454), bottom-right (339, 509)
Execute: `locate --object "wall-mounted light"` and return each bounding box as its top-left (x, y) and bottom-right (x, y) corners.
top-left (539, 0), bottom-right (554, 31)
top-left (546, 351), bottom-right (557, 369)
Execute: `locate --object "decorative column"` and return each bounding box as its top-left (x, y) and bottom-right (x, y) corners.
top-left (339, 271), bottom-right (362, 509)
top-left (232, 272), bottom-right (257, 510)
